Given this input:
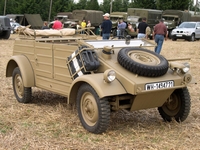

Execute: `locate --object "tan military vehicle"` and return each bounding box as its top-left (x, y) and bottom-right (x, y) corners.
top-left (49, 12), bottom-right (79, 29)
top-left (110, 12), bottom-right (138, 38)
top-left (6, 28), bottom-right (194, 134)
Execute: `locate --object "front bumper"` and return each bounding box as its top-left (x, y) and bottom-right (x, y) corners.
top-left (171, 34), bottom-right (192, 40)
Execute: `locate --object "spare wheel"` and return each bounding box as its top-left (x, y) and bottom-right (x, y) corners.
top-left (117, 47), bottom-right (169, 77)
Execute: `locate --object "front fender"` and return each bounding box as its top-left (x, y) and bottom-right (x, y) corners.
top-left (68, 73), bottom-right (127, 104)
top-left (6, 55), bottom-right (35, 87)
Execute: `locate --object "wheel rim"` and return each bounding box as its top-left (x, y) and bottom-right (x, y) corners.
top-left (192, 35), bottom-right (195, 41)
top-left (162, 93), bottom-right (181, 116)
top-left (14, 74), bottom-right (24, 99)
top-left (81, 92), bottom-right (98, 126)
top-left (128, 50), bottom-right (161, 65)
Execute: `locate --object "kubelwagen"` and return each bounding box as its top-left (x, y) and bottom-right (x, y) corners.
top-left (6, 27), bottom-right (194, 134)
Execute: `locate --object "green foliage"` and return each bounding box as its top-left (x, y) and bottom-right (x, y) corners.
top-left (85, 0), bottom-right (100, 10)
top-left (156, 0), bottom-right (191, 10)
top-left (129, 0), bottom-right (157, 9)
top-left (99, 0), bottom-right (110, 13)
top-left (0, 0), bottom-right (196, 21)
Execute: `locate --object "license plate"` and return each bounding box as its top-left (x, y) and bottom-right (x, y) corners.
top-left (145, 80), bottom-right (174, 90)
top-left (176, 35), bottom-right (182, 37)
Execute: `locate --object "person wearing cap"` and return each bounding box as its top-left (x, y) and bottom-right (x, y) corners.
top-left (101, 13), bottom-right (112, 40)
top-left (153, 18), bottom-right (168, 54)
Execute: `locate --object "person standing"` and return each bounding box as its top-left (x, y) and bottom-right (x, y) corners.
top-left (87, 20), bottom-right (91, 27)
top-left (41, 21), bottom-right (50, 30)
top-left (81, 19), bottom-right (87, 28)
top-left (127, 23), bottom-right (134, 32)
top-left (52, 18), bottom-right (63, 30)
top-left (81, 19), bottom-right (86, 34)
top-left (137, 17), bottom-right (148, 39)
top-left (117, 19), bottom-right (126, 39)
top-left (153, 18), bottom-right (168, 54)
top-left (101, 13), bottom-right (112, 40)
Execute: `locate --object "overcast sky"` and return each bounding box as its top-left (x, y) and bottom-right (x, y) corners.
top-left (75, 0), bottom-right (198, 5)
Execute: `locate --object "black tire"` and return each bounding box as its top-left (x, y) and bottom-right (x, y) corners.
top-left (76, 83), bottom-right (110, 134)
top-left (168, 30), bottom-right (172, 39)
top-left (12, 67), bottom-right (32, 103)
top-left (117, 47), bottom-right (169, 77)
top-left (158, 88), bottom-right (191, 122)
top-left (189, 34), bottom-right (195, 42)
top-left (171, 37), bottom-right (177, 41)
top-left (112, 29), bottom-right (117, 37)
top-left (0, 30), bottom-right (11, 39)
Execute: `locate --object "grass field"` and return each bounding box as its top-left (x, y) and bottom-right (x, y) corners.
top-left (0, 34), bottom-right (200, 150)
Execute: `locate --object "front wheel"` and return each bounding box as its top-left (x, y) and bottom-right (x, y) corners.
top-left (158, 88), bottom-right (191, 122)
top-left (12, 67), bottom-right (32, 103)
top-left (171, 37), bottom-right (177, 41)
top-left (189, 34), bottom-right (195, 42)
top-left (76, 83), bottom-right (110, 134)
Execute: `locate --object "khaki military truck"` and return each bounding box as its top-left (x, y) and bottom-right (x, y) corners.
top-left (6, 14), bottom-right (43, 29)
top-left (110, 12), bottom-right (139, 38)
top-left (0, 16), bottom-right (11, 39)
top-left (49, 12), bottom-right (79, 29)
top-left (162, 10), bottom-right (191, 38)
top-left (72, 10), bottom-right (103, 34)
top-left (127, 8), bottom-right (162, 39)
top-left (110, 12), bottom-right (128, 36)
top-left (6, 28), bottom-right (194, 134)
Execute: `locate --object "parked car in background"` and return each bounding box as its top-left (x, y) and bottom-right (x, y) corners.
top-left (171, 22), bottom-right (200, 41)
top-left (10, 22), bottom-right (21, 34)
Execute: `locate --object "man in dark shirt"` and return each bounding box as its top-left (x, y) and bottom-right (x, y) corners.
top-left (153, 18), bottom-right (168, 54)
top-left (101, 13), bottom-right (112, 40)
top-left (137, 17), bottom-right (148, 39)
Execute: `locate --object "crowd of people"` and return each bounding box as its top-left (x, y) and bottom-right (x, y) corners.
top-left (41, 13), bottom-right (168, 54)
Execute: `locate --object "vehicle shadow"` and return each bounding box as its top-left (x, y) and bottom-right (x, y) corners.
top-left (31, 87), bottom-right (68, 106)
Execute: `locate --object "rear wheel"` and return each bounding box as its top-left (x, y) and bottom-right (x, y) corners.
top-left (76, 83), bottom-right (110, 134)
top-left (12, 67), bottom-right (32, 103)
top-left (158, 88), bottom-right (191, 122)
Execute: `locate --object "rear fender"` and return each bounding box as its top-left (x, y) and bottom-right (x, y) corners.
top-left (68, 74), bottom-right (127, 104)
top-left (6, 55), bottom-right (35, 87)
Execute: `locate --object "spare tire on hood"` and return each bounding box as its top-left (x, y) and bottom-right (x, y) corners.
top-left (117, 47), bottom-right (169, 77)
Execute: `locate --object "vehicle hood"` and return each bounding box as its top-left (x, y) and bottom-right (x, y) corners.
top-left (173, 28), bottom-right (195, 32)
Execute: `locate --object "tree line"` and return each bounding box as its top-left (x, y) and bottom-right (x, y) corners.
top-left (0, 0), bottom-right (197, 21)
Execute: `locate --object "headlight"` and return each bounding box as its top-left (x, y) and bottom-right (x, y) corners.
top-left (169, 62), bottom-right (190, 74)
top-left (182, 63), bottom-right (190, 73)
top-left (172, 30), bottom-right (176, 34)
top-left (103, 69), bottom-right (116, 83)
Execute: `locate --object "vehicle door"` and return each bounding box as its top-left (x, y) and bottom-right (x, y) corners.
top-left (195, 22), bottom-right (200, 38)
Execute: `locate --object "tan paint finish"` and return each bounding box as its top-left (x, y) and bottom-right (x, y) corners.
top-left (68, 74), bottom-right (127, 104)
top-left (6, 36), bottom-right (193, 112)
top-left (6, 55), bottom-right (35, 87)
top-left (130, 89), bottom-right (174, 111)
